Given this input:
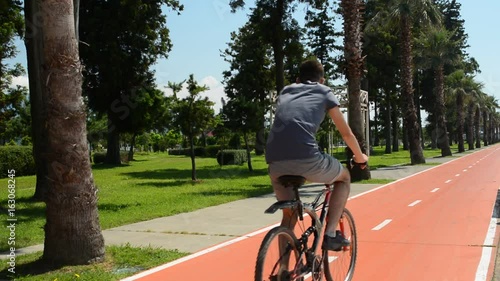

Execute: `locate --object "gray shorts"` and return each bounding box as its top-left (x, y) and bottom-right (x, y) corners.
top-left (268, 153), bottom-right (343, 201)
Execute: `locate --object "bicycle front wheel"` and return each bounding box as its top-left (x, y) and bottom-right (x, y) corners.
top-left (255, 226), bottom-right (303, 281)
top-left (323, 208), bottom-right (357, 281)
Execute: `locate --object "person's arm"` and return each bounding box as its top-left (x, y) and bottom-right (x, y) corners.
top-left (328, 106), bottom-right (368, 163)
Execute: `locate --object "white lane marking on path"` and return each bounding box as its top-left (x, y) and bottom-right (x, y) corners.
top-left (372, 219), bottom-right (392, 231)
top-left (431, 188), bottom-right (440, 193)
top-left (475, 218), bottom-right (497, 281)
top-left (445, 180), bottom-right (452, 184)
top-left (408, 200), bottom-right (422, 207)
top-left (469, 166), bottom-right (473, 168)
top-left (463, 169), bottom-right (468, 172)
top-left (455, 174), bottom-right (461, 177)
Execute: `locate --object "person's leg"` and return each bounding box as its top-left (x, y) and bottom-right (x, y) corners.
top-left (324, 168), bottom-right (351, 236)
top-left (270, 176), bottom-right (298, 229)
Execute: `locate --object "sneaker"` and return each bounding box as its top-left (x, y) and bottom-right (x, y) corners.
top-left (322, 231), bottom-right (350, 251)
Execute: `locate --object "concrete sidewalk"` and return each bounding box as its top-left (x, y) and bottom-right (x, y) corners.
top-left (2, 151), bottom-right (472, 260)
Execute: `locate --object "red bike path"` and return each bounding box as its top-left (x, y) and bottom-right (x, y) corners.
top-left (125, 146), bottom-right (500, 281)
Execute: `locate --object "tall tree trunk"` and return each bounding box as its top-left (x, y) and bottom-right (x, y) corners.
top-left (402, 122), bottom-right (408, 150)
top-left (434, 65), bottom-right (451, 157)
top-left (384, 90), bottom-right (392, 154)
top-left (40, 0), bottom-right (104, 265)
top-left (128, 132), bottom-right (137, 161)
top-left (25, 0), bottom-right (49, 201)
top-left (243, 132), bottom-right (253, 172)
top-left (373, 97), bottom-right (379, 147)
top-left (456, 91), bottom-right (465, 153)
top-left (391, 99), bottom-right (399, 152)
top-left (467, 102), bottom-right (474, 150)
top-left (190, 134), bottom-right (196, 181)
top-left (341, 0), bottom-right (370, 181)
top-left (475, 106), bottom-right (481, 148)
top-left (483, 110), bottom-right (488, 146)
top-left (399, 15), bottom-right (425, 164)
top-left (271, 0), bottom-right (285, 94)
top-left (105, 117), bottom-right (121, 165)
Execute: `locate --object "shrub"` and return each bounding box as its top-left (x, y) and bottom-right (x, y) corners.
top-left (228, 134), bottom-right (242, 149)
top-left (205, 145), bottom-right (221, 158)
top-left (216, 149), bottom-right (248, 166)
top-left (0, 146), bottom-right (36, 178)
top-left (93, 153), bottom-right (106, 164)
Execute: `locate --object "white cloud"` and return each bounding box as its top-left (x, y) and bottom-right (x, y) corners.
top-left (11, 75), bottom-right (29, 88)
top-left (161, 75), bottom-right (226, 113)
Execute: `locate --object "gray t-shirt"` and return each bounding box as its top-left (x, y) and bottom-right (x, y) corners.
top-left (265, 82), bottom-right (340, 163)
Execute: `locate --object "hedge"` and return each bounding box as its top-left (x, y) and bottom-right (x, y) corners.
top-left (0, 146), bottom-right (36, 178)
top-left (168, 145), bottom-right (221, 158)
top-left (216, 149), bottom-right (248, 166)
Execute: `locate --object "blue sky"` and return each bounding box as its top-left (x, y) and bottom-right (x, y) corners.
top-left (8, 0), bottom-right (500, 112)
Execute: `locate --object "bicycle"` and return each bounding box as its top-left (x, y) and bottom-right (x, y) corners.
top-left (254, 159), bottom-right (361, 281)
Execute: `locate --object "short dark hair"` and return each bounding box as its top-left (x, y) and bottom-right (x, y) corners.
top-left (298, 59), bottom-right (324, 82)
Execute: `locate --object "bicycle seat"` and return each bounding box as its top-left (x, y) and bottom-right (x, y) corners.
top-left (278, 175), bottom-right (306, 188)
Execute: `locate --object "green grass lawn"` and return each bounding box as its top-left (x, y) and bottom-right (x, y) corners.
top-left (0, 145), bottom-right (470, 280)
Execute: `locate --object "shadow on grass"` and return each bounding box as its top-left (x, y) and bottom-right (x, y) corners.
top-left (122, 166), bottom-right (268, 181)
top-left (189, 184), bottom-right (272, 198)
top-left (91, 163), bottom-right (130, 170)
top-left (0, 258), bottom-right (63, 280)
top-left (0, 197), bottom-right (46, 224)
top-left (99, 202), bottom-right (142, 212)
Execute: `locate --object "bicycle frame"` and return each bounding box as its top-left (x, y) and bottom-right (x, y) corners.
top-left (264, 183), bottom-right (335, 280)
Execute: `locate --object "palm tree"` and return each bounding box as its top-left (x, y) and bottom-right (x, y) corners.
top-left (371, 0), bottom-right (441, 164)
top-left (340, 0), bottom-right (371, 180)
top-left (445, 70), bottom-right (475, 153)
top-left (415, 27), bottom-right (459, 156)
top-left (40, 0), bottom-right (105, 265)
top-left (483, 95), bottom-right (499, 145)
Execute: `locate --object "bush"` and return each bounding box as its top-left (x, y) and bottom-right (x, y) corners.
top-left (93, 153), bottom-right (106, 164)
top-left (168, 146), bottom-right (222, 158)
top-left (216, 149), bottom-right (248, 166)
top-left (205, 145), bottom-right (221, 158)
top-left (0, 146), bottom-right (36, 178)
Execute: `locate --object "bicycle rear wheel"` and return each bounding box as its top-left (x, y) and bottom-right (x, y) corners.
top-left (323, 208), bottom-right (357, 281)
top-left (255, 226), bottom-right (303, 281)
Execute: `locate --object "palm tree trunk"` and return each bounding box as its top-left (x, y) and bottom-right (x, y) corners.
top-left (434, 65), bottom-right (451, 156)
top-left (25, 0), bottom-right (49, 201)
top-left (482, 110), bottom-right (488, 146)
top-left (391, 98), bottom-right (399, 152)
top-left (456, 91), bottom-right (465, 152)
top-left (399, 15), bottom-right (425, 164)
top-left (341, 0), bottom-right (370, 181)
top-left (384, 90), bottom-right (392, 154)
top-left (271, 0), bottom-right (285, 94)
top-left (41, 0), bottom-right (104, 265)
top-left (475, 106), bottom-right (481, 148)
top-left (467, 102), bottom-right (474, 150)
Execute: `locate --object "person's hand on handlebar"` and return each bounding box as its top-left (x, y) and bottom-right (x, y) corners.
top-left (351, 154), bottom-right (369, 169)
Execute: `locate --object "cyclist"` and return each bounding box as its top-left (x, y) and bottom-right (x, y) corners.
top-left (265, 59), bottom-right (368, 251)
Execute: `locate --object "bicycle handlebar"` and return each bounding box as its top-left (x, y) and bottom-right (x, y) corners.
top-left (342, 158), bottom-right (368, 169)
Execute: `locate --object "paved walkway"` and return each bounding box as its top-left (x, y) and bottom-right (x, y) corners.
top-left (3, 147), bottom-right (499, 279)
